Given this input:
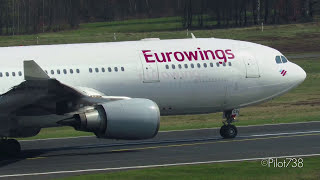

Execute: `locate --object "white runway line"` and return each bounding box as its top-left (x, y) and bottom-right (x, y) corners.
top-left (247, 130), bottom-right (320, 137)
top-left (20, 121), bottom-right (320, 142)
top-left (1, 153), bottom-right (320, 178)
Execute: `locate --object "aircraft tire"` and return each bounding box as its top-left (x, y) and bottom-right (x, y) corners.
top-left (7, 139), bottom-right (21, 156)
top-left (0, 139), bottom-right (21, 157)
top-left (220, 125), bottom-right (237, 139)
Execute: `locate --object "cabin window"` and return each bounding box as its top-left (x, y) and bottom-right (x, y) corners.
top-left (197, 63), bottom-right (201, 68)
top-left (281, 56), bottom-right (288, 63)
top-left (204, 63), bottom-right (207, 68)
top-left (76, 69), bottom-right (80, 73)
top-left (89, 68), bottom-right (93, 73)
top-left (191, 64), bottom-right (195, 68)
top-left (172, 64), bottom-right (176, 69)
top-left (18, 71), bottom-right (22, 76)
top-left (70, 69), bottom-right (74, 74)
top-left (12, 72), bottom-right (16, 77)
top-left (121, 67), bottom-right (125, 71)
top-left (223, 62), bottom-right (226, 67)
top-left (5, 72), bottom-right (9, 77)
top-left (102, 68), bottom-right (105, 72)
top-left (114, 67), bottom-right (118, 72)
top-left (228, 62), bottom-right (232, 66)
top-left (216, 63), bottom-right (220, 67)
top-left (57, 70), bottom-right (61, 74)
top-left (275, 56), bottom-right (282, 64)
top-left (165, 65), bottom-right (169, 69)
top-left (210, 63), bottom-right (214, 67)
top-left (0, 72), bottom-right (2, 77)
top-left (178, 64), bottom-right (182, 69)
top-left (63, 69), bottom-right (67, 74)
top-left (95, 68), bottom-right (99, 73)
top-left (108, 67), bottom-right (112, 72)
top-left (184, 64), bottom-right (188, 69)
top-left (51, 70), bottom-right (54, 75)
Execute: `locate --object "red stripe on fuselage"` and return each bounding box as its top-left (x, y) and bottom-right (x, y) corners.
top-left (282, 71), bottom-right (287, 76)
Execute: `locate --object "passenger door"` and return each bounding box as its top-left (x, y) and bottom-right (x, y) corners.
top-left (243, 54), bottom-right (260, 78)
top-left (139, 53), bottom-right (160, 83)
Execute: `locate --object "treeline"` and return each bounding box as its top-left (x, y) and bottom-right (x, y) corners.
top-left (182, 0), bottom-right (319, 28)
top-left (0, 0), bottom-right (319, 35)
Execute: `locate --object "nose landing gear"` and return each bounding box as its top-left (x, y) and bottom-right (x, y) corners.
top-left (0, 138), bottom-right (21, 157)
top-left (220, 109), bottom-right (239, 139)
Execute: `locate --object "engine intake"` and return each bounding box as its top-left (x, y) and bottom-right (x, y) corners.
top-left (74, 98), bottom-right (160, 140)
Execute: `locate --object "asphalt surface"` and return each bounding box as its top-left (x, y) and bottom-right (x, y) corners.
top-left (1, 121), bottom-right (320, 179)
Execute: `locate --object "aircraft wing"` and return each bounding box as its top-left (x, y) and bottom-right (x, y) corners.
top-left (0, 60), bottom-right (128, 116)
top-left (0, 60), bottom-right (159, 144)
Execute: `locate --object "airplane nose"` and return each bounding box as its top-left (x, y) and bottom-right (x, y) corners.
top-left (293, 64), bottom-right (306, 85)
top-left (298, 65), bottom-right (306, 83)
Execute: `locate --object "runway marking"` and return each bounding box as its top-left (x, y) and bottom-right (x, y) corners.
top-left (1, 153), bottom-right (320, 178)
top-left (26, 157), bottom-right (46, 160)
top-left (19, 121), bottom-right (320, 142)
top-left (110, 133), bottom-right (320, 153)
top-left (246, 130), bottom-right (320, 137)
top-left (161, 121), bottom-right (320, 133)
top-left (23, 132), bottom-right (320, 161)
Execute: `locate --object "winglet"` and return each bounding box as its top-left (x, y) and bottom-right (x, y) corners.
top-left (24, 60), bottom-right (50, 80)
top-left (191, 33), bottom-right (196, 39)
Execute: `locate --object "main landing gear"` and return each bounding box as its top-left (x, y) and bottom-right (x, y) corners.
top-left (220, 109), bottom-right (239, 139)
top-left (0, 138), bottom-right (21, 157)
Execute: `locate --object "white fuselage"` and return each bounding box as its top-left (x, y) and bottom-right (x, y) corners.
top-left (0, 38), bottom-right (306, 116)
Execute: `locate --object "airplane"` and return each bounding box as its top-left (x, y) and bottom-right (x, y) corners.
top-left (0, 36), bottom-right (306, 156)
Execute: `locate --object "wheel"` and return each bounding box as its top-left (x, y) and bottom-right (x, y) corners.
top-left (7, 139), bottom-right (21, 156)
top-left (220, 125), bottom-right (227, 137)
top-left (0, 139), bottom-right (21, 157)
top-left (220, 125), bottom-right (238, 139)
top-left (0, 140), bottom-right (4, 154)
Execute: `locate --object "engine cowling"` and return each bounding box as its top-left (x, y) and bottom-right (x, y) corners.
top-left (74, 98), bottom-right (160, 140)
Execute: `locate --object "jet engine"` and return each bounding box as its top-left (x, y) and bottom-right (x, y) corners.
top-left (72, 98), bottom-right (160, 140)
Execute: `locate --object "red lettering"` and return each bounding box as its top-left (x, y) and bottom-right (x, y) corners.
top-left (197, 48), bottom-right (205, 60)
top-left (166, 52), bottom-right (173, 62)
top-left (143, 49), bottom-right (234, 63)
top-left (174, 52), bottom-right (185, 62)
top-left (142, 50), bottom-right (155, 63)
top-left (215, 50), bottom-right (227, 63)
top-left (203, 50), bottom-right (216, 60)
top-left (225, 49), bottom-right (235, 59)
top-left (183, 51), bottom-right (198, 61)
top-left (155, 53), bottom-right (167, 63)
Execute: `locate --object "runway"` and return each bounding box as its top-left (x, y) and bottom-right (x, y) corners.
top-left (1, 121), bottom-right (320, 179)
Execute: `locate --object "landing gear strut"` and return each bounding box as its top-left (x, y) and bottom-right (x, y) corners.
top-left (0, 138), bottom-right (21, 157)
top-left (220, 109), bottom-right (239, 139)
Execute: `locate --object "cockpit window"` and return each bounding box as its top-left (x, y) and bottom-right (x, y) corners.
top-left (275, 56), bottom-right (282, 64)
top-left (281, 56), bottom-right (288, 63)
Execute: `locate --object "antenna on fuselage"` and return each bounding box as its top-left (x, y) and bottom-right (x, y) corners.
top-left (191, 33), bottom-right (196, 39)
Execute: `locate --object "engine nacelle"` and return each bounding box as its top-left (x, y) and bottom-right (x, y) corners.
top-left (74, 98), bottom-right (160, 140)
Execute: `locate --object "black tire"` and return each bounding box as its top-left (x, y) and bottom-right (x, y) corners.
top-left (220, 125), bottom-right (238, 139)
top-left (6, 139), bottom-right (21, 156)
top-left (0, 140), bottom-right (4, 155)
top-left (225, 125), bottom-right (238, 139)
top-left (220, 125), bottom-right (227, 137)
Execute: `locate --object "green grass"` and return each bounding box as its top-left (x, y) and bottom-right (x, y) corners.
top-left (0, 17), bottom-right (319, 54)
top-left (58, 156), bottom-right (320, 180)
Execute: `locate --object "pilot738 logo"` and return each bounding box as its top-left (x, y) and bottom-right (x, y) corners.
top-left (280, 69), bottom-right (287, 76)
